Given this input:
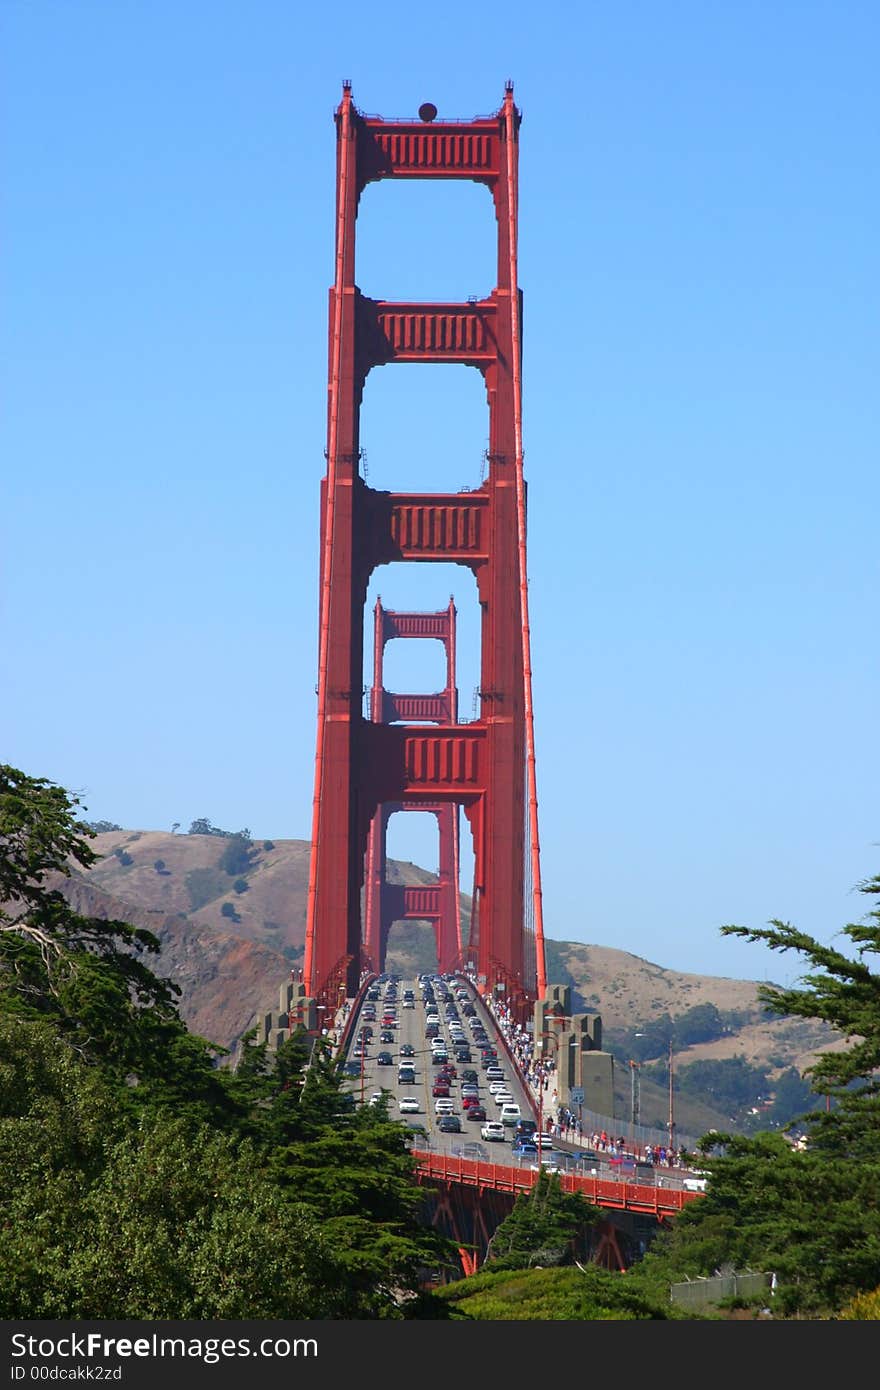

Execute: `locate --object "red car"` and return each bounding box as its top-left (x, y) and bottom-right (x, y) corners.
top-left (466, 1106), bottom-right (487, 1121)
top-left (462, 1095), bottom-right (481, 1109)
top-left (432, 1082), bottom-right (451, 1098)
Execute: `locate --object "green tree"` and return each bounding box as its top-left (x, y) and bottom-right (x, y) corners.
top-left (674, 1001), bottom-right (725, 1046)
top-left (1, 765), bottom-right (457, 1319)
top-left (486, 1170), bottom-right (602, 1270)
top-left (667, 1055), bottom-right (770, 1112)
top-left (757, 1067), bottom-right (814, 1131)
top-left (644, 869), bottom-right (880, 1316)
top-left (219, 835), bottom-right (254, 877)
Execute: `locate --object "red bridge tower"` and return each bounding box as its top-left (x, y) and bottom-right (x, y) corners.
top-left (303, 83), bottom-right (547, 1014)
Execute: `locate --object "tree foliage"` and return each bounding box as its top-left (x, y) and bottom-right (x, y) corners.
top-left (0, 765), bottom-right (457, 1318)
top-left (643, 870), bottom-right (880, 1316)
top-left (486, 1170), bottom-right (602, 1270)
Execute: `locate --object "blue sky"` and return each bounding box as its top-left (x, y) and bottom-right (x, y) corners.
top-left (3, 2), bottom-right (877, 988)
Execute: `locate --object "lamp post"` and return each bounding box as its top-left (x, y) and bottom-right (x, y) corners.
top-left (667, 1039), bottom-right (676, 1155)
top-left (629, 1059), bottom-right (641, 1126)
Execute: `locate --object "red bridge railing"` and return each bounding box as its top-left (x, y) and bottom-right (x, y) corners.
top-left (412, 1150), bottom-right (702, 1219)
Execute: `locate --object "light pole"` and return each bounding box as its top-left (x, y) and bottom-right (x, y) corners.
top-left (629, 1060), bottom-right (641, 1126)
top-left (667, 1039), bottom-right (676, 1155)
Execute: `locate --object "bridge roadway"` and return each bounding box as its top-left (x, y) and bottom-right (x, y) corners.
top-left (338, 972), bottom-right (704, 1212)
top-left (340, 972), bottom-right (536, 1158)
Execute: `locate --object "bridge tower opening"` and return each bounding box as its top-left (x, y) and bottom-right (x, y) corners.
top-left (363, 597), bottom-right (463, 976)
top-left (303, 83), bottom-right (547, 1016)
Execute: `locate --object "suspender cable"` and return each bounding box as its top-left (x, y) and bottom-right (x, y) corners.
top-left (304, 85), bottom-right (352, 997)
top-left (504, 86), bottom-right (547, 999)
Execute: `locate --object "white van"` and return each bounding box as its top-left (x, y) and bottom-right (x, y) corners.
top-left (499, 1103), bottom-right (521, 1126)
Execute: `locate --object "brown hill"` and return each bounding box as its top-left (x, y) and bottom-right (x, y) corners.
top-left (58, 829), bottom-right (838, 1133)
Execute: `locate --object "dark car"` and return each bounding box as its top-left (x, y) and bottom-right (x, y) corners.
top-left (454, 1048), bottom-right (472, 1063)
top-left (358, 1026), bottom-right (373, 1040)
top-left (376, 1051), bottom-right (393, 1066)
top-left (514, 1119), bottom-right (538, 1141)
top-left (461, 1069), bottom-right (478, 1084)
top-left (379, 1029), bottom-right (394, 1043)
top-left (465, 1105), bottom-right (487, 1121)
top-left (399, 1043), bottom-right (415, 1058)
top-left (431, 1052), bottom-right (449, 1066)
top-left (438, 1115), bottom-right (462, 1133)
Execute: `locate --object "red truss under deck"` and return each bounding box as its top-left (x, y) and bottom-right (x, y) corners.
top-left (304, 83), bottom-right (546, 1011)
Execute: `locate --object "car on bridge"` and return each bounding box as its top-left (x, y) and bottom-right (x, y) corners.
top-left (512, 1141), bottom-right (538, 1161)
top-left (399, 1042), bottom-right (415, 1058)
top-left (376, 1051), bottom-right (393, 1066)
top-left (432, 1082), bottom-right (451, 1097)
top-left (398, 1096), bottom-right (420, 1113)
top-left (438, 1115), bottom-right (462, 1134)
top-left (466, 1105), bottom-right (487, 1122)
top-left (481, 1121), bottom-right (505, 1142)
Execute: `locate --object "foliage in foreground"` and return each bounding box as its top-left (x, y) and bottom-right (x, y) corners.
top-left (638, 871), bottom-right (880, 1317)
top-left (485, 1169), bottom-right (602, 1269)
top-left (0, 764), bottom-right (457, 1319)
top-left (435, 1264), bottom-right (689, 1320)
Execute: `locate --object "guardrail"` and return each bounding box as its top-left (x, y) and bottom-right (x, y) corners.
top-left (412, 1150), bottom-right (701, 1217)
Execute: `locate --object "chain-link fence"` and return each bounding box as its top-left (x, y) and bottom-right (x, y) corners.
top-left (670, 1271), bottom-right (773, 1311)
